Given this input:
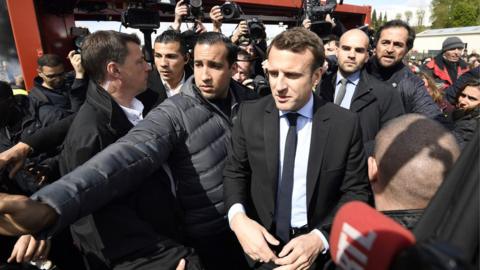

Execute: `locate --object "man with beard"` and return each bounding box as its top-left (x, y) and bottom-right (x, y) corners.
top-left (365, 20), bottom-right (443, 120)
top-left (423, 37), bottom-right (469, 90)
top-left (29, 52), bottom-right (87, 124)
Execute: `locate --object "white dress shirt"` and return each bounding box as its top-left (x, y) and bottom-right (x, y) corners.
top-left (119, 97), bottom-right (144, 126)
top-left (161, 72), bottom-right (186, 97)
top-left (334, 71), bottom-right (361, 109)
top-left (228, 93), bottom-right (329, 253)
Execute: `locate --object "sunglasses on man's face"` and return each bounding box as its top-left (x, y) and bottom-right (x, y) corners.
top-left (42, 72), bottom-right (65, 79)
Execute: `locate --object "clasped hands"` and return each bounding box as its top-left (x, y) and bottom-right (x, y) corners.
top-left (230, 213), bottom-right (323, 270)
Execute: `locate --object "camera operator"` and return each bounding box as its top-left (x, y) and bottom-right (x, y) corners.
top-left (232, 20), bottom-right (268, 79)
top-left (209, 5), bottom-right (223, 33)
top-left (302, 12), bottom-right (346, 39)
top-left (170, 0), bottom-right (206, 34)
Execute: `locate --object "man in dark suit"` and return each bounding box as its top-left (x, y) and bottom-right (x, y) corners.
top-left (139, 30), bottom-right (193, 108)
top-left (318, 29), bottom-right (404, 152)
top-left (224, 27), bottom-right (371, 269)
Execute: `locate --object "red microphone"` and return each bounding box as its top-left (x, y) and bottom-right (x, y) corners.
top-left (329, 201), bottom-right (416, 270)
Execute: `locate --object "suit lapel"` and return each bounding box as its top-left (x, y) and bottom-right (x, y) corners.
top-left (350, 72), bottom-right (376, 112)
top-left (264, 99), bottom-right (280, 201)
top-left (306, 96), bottom-right (331, 206)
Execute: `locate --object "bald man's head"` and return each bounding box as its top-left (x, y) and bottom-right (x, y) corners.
top-left (368, 114), bottom-right (460, 211)
top-left (337, 29), bottom-right (370, 77)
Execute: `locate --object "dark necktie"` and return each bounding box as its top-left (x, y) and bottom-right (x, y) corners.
top-left (276, 112), bottom-right (299, 243)
top-left (334, 78), bottom-right (348, 105)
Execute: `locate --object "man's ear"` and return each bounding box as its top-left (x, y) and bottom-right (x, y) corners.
top-left (312, 66), bottom-right (322, 86)
top-left (367, 156), bottom-right (378, 184)
top-left (231, 62), bottom-right (239, 75)
top-left (364, 52), bottom-right (370, 64)
top-left (106, 62), bottom-right (120, 78)
top-left (184, 52), bottom-right (190, 64)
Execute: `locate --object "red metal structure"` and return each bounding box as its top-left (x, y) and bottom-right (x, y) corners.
top-left (5, 0), bottom-right (371, 90)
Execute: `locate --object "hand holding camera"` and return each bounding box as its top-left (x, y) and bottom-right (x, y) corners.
top-left (67, 50), bottom-right (84, 79)
top-left (209, 5), bottom-right (223, 32)
top-left (231, 20), bottom-right (249, 44)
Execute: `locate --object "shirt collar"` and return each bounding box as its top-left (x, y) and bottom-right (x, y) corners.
top-left (336, 70), bottom-right (361, 86)
top-left (119, 97), bottom-right (144, 126)
top-left (279, 93), bottom-right (314, 120)
top-left (161, 72), bottom-right (186, 95)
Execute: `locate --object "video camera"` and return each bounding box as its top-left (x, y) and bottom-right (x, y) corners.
top-left (305, 0), bottom-right (337, 37)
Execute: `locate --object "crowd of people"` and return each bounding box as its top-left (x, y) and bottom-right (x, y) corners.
top-left (0, 3), bottom-right (478, 270)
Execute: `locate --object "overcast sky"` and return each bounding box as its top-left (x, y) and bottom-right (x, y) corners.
top-left (346, 0), bottom-right (432, 26)
top-left (77, 0), bottom-right (433, 44)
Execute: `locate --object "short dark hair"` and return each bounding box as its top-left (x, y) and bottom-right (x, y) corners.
top-left (323, 34), bottom-right (339, 46)
top-left (81, 30), bottom-right (141, 83)
top-left (37, 54), bottom-right (63, 68)
top-left (267, 27), bottom-right (325, 72)
top-left (374, 20), bottom-right (416, 51)
top-left (237, 49), bottom-right (251, 61)
top-left (194, 32), bottom-right (237, 67)
top-left (463, 78), bottom-right (480, 89)
top-left (154, 30), bottom-right (188, 56)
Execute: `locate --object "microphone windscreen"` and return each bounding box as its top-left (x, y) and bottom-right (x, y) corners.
top-left (329, 201), bottom-right (416, 270)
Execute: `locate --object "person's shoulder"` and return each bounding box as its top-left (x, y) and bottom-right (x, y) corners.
top-left (69, 103), bottom-right (106, 132)
top-left (317, 97), bottom-right (356, 121)
top-left (241, 94), bottom-right (272, 108)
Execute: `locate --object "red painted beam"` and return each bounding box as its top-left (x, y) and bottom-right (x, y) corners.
top-left (6, 0), bottom-right (43, 90)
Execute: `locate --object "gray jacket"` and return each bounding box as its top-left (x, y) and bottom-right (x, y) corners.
top-left (32, 77), bottom-right (258, 239)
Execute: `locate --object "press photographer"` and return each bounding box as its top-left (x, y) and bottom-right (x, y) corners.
top-left (302, 0), bottom-right (346, 39)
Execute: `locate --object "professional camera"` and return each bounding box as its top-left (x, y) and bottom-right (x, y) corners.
top-left (183, 0), bottom-right (204, 21)
top-left (121, 7), bottom-right (161, 29)
top-left (220, 1), bottom-right (242, 20)
top-left (71, 27), bottom-right (90, 53)
top-left (243, 18), bottom-right (266, 43)
top-left (305, 0), bottom-right (337, 37)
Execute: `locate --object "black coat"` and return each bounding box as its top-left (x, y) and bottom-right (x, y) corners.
top-left (318, 69), bottom-right (405, 153)
top-left (224, 94), bottom-right (371, 245)
top-left (56, 83), bottom-right (200, 269)
top-left (29, 76), bottom-right (87, 125)
top-left (449, 107), bottom-right (480, 149)
top-left (0, 97), bottom-right (50, 195)
top-left (366, 59), bottom-right (443, 120)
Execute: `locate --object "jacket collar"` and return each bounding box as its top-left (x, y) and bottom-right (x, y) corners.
top-left (86, 81), bottom-right (133, 135)
top-left (180, 76), bottom-right (258, 122)
top-left (366, 58), bottom-right (405, 82)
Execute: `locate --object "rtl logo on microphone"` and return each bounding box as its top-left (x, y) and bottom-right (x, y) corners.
top-left (329, 202), bottom-right (416, 270)
top-left (336, 222), bottom-right (377, 270)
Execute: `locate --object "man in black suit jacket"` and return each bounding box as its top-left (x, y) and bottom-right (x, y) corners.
top-left (224, 27), bottom-right (371, 269)
top-left (318, 29), bottom-right (404, 152)
top-left (139, 30), bottom-right (193, 108)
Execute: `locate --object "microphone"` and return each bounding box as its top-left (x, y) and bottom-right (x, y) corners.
top-left (329, 201), bottom-right (416, 270)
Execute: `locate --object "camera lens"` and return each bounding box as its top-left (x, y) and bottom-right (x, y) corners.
top-left (220, 2), bottom-right (240, 19)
